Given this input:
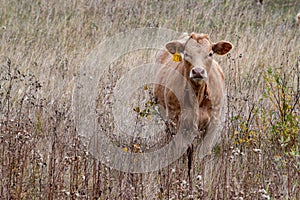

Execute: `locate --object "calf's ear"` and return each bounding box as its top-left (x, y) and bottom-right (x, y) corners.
top-left (212, 41), bottom-right (233, 55)
top-left (166, 41), bottom-right (184, 54)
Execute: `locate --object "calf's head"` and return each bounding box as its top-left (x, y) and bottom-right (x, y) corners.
top-left (166, 33), bottom-right (233, 83)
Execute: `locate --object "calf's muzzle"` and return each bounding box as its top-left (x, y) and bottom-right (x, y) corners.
top-left (190, 67), bottom-right (207, 81)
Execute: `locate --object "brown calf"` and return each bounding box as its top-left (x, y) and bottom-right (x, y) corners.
top-left (155, 32), bottom-right (232, 136)
top-left (154, 32), bottom-right (233, 181)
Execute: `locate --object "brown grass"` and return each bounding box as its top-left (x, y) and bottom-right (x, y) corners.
top-left (0, 0), bottom-right (299, 199)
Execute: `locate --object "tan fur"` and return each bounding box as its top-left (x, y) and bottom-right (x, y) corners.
top-left (191, 32), bottom-right (210, 42)
top-left (154, 33), bottom-right (232, 135)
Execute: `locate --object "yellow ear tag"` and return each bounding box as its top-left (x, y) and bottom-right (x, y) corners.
top-left (173, 47), bottom-right (182, 62)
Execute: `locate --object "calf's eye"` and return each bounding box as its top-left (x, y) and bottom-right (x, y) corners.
top-left (208, 52), bottom-right (214, 57)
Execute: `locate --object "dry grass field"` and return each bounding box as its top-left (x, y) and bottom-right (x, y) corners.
top-left (0, 0), bottom-right (299, 199)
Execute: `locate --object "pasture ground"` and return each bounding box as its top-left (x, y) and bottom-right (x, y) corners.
top-left (0, 0), bottom-right (299, 199)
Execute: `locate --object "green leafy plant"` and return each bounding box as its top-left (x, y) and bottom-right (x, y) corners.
top-left (262, 65), bottom-right (300, 169)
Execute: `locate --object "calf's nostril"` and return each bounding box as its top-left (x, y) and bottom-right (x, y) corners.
top-left (192, 69), bottom-right (196, 74)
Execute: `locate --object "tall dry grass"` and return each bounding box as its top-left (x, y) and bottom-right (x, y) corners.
top-left (0, 0), bottom-right (299, 199)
